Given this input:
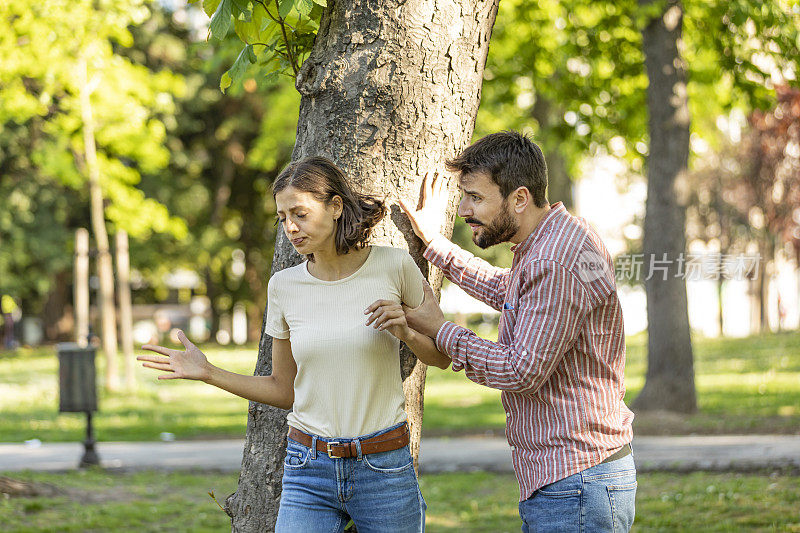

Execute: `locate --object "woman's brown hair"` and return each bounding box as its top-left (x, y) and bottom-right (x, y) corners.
top-left (272, 157), bottom-right (387, 261)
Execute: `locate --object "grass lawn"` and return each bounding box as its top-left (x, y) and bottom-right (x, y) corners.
top-left (0, 331), bottom-right (798, 442)
top-left (0, 344), bottom-right (253, 443)
top-left (1, 469), bottom-right (798, 532)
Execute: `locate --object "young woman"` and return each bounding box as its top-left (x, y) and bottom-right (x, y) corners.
top-left (138, 156), bottom-right (450, 532)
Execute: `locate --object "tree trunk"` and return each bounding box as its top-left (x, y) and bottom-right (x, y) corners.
top-left (116, 231), bottom-right (135, 389)
top-left (714, 184), bottom-right (725, 337)
top-left (632, 0), bottom-right (696, 414)
top-left (205, 157), bottom-right (237, 341)
top-left (223, 1), bottom-right (499, 530)
top-left (796, 246), bottom-right (800, 331)
top-left (42, 270), bottom-right (71, 342)
top-left (761, 236), bottom-right (775, 332)
top-left (756, 256), bottom-right (767, 332)
top-left (532, 96), bottom-right (573, 210)
top-left (716, 264), bottom-right (724, 337)
top-left (74, 228), bottom-right (90, 347)
top-left (78, 57), bottom-right (119, 390)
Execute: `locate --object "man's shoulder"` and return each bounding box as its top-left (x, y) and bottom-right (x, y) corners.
top-left (530, 210), bottom-right (597, 265)
top-left (525, 212), bottom-right (616, 300)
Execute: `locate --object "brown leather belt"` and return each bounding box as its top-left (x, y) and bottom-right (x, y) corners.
top-left (287, 424), bottom-right (410, 459)
top-left (601, 443), bottom-right (632, 464)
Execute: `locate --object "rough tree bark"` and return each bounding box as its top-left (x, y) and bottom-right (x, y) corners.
top-left (632, 0), bottom-right (697, 413)
top-left (223, 1), bottom-right (499, 530)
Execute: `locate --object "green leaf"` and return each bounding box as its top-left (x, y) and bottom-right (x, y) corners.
top-left (308, 4), bottom-right (323, 22)
top-left (295, 0), bottom-right (313, 17)
top-left (209, 0), bottom-right (232, 40)
top-left (202, 0), bottom-right (221, 17)
top-left (311, 0), bottom-right (326, 6)
top-left (222, 44), bottom-right (254, 93)
top-left (234, 7), bottom-right (263, 44)
top-left (220, 71), bottom-right (232, 93)
top-left (259, 18), bottom-right (282, 45)
top-left (279, 0), bottom-right (294, 19)
top-left (230, 0), bottom-right (250, 19)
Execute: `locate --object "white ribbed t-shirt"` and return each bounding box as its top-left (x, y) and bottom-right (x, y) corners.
top-left (264, 246), bottom-right (425, 438)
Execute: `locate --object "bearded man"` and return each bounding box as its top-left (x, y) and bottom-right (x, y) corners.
top-left (400, 131), bottom-right (637, 532)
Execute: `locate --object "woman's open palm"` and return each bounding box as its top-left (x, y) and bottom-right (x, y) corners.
top-left (138, 330), bottom-right (210, 381)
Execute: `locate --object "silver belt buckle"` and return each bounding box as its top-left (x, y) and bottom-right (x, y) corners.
top-left (326, 441), bottom-right (343, 458)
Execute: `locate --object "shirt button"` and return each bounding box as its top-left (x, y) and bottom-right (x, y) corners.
top-left (506, 412), bottom-right (511, 418)
top-left (521, 350), bottom-right (528, 356)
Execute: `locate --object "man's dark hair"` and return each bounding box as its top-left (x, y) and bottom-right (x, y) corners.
top-left (446, 131), bottom-right (549, 208)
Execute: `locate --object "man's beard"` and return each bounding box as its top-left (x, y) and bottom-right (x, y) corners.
top-left (467, 202), bottom-right (519, 249)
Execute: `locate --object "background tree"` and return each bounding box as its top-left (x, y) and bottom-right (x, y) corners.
top-left (0, 0), bottom-right (187, 388)
top-left (477, 0), bottom-right (646, 211)
top-left (477, 0), bottom-right (800, 413)
top-left (634, 0), bottom-right (800, 411)
top-left (124, 8), bottom-right (299, 342)
top-left (0, 121), bottom-right (84, 341)
top-left (744, 86), bottom-right (800, 331)
top-left (633, 0), bottom-right (697, 413)
top-left (687, 87), bottom-right (800, 334)
top-left (685, 142), bottom-right (751, 335)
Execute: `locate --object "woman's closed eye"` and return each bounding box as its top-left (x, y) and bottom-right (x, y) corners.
top-left (275, 214), bottom-right (306, 225)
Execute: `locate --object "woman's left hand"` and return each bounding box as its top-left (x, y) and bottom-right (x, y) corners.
top-left (365, 300), bottom-right (413, 342)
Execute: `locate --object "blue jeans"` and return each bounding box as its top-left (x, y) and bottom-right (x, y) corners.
top-left (519, 453), bottom-right (637, 533)
top-left (275, 422), bottom-right (427, 532)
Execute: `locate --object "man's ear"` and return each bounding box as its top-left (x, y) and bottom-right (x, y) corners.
top-left (510, 187), bottom-right (531, 213)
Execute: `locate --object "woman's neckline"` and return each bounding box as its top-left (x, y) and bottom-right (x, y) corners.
top-left (303, 246), bottom-right (374, 284)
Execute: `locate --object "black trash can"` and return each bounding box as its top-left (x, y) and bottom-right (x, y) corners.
top-left (57, 343), bottom-right (100, 466)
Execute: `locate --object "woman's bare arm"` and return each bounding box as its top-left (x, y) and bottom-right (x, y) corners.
top-left (138, 330), bottom-right (296, 409)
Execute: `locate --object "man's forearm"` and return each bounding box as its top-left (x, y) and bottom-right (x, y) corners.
top-left (424, 236), bottom-right (509, 311)
top-left (437, 322), bottom-right (556, 393)
top-left (404, 329), bottom-right (450, 369)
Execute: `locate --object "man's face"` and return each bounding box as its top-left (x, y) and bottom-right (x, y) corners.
top-left (457, 171), bottom-right (519, 249)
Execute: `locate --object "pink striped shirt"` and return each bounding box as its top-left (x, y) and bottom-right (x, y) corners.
top-left (425, 202), bottom-right (634, 500)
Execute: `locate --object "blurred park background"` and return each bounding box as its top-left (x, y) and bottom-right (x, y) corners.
top-left (1, 0), bottom-right (800, 530)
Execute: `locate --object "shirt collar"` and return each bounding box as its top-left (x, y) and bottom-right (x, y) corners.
top-left (510, 202), bottom-right (566, 259)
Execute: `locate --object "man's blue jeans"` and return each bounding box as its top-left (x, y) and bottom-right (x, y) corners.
top-left (275, 422), bottom-right (427, 532)
top-left (519, 453), bottom-right (637, 532)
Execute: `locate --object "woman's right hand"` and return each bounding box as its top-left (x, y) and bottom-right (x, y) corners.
top-left (365, 300), bottom-right (413, 343)
top-left (138, 330), bottom-right (211, 381)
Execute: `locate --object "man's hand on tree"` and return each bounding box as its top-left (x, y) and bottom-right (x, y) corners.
top-left (399, 172), bottom-right (450, 246)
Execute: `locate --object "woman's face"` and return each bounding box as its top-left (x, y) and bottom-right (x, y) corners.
top-left (275, 186), bottom-right (342, 256)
